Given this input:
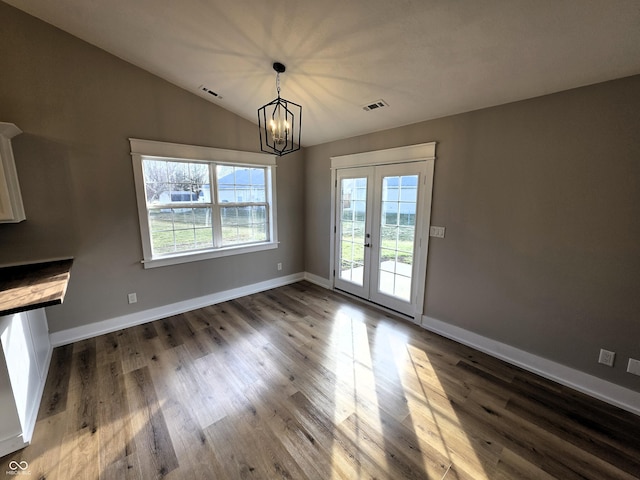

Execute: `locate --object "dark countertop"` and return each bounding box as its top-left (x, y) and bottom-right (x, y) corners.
top-left (0, 259), bottom-right (73, 316)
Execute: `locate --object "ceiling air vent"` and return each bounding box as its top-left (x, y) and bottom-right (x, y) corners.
top-left (362, 99), bottom-right (389, 112)
top-left (199, 85), bottom-right (223, 100)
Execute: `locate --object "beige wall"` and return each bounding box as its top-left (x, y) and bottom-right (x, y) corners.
top-left (305, 75), bottom-right (640, 390)
top-left (0, 3), bottom-right (305, 331)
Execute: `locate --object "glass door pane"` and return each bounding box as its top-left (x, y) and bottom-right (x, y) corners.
top-left (377, 174), bottom-right (418, 301)
top-left (338, 177), bottom-right (368, 286)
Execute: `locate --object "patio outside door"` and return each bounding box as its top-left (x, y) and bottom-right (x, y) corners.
top-left (334, 162), bottom-right (426, 317)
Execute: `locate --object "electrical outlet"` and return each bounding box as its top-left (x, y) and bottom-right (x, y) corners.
top-left (277, 263), bottom-right (282, 271)
top-left (598, 348), bottom-right (615, 367)
top-left (128, 292), bottom-right (137, 304)
top-left (627, 358), bottom-right (640, 376)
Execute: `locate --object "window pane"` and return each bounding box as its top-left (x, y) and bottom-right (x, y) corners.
top-left (399, 201), bottom-right (416, 226)
top-left (173, 226), bottom-right (196, 252)
top-left (149, 209), bottom-right (172, 232)
top-left (381, 201), bottom-right (398, 225)
top-left (173, 208), bottom-right (194, 225)
top-left (217, 165), bottom-right (266, 203)
top-left (252, 223), bottom-right (267, 241)
top-left (251, 186), bottom-right (266, 203)
top-left (143, 160), bottom-right (168, 202)
top-left (220, 205), bottom-right (268, 246)
top-left (143, 160), bottom-right (168, 183)
top-left (400, 185), bottom-right (417, 202)
top-left (148, 207), bottom-right (213, 255)
top-left (143, 159), bottom-right (211, 206)
top-left (168, 161), bottom-right (189, 184)
top-left (217, 165), bottom-right (235, 203)
top-left (195, 228), bottom-right (213, 248)
top-left (383, 176), bottom-right (400, 201)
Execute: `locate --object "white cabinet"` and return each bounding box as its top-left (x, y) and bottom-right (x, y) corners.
top-left (0, 122), bottom-right (25, 223)
top-left (0, 309), bottom-right (52, 457)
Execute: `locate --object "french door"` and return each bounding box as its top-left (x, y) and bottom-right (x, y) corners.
top-left (334, 162), bottom-right (428, 317)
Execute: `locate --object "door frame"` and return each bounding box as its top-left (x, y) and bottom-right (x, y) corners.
top-left (329, 142), bottom-right (436, 322)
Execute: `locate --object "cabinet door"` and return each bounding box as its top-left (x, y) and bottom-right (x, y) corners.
top-left (0, 312), bottom-right (41, 434)
top-left (2, 313), bottom-right (40, 430)
top-left (0, 309), bottom-right (51, 456)
top-left (0, 346), bottom-right (24, 457)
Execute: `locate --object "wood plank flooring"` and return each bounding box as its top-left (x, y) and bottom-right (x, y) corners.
top-left (2, 281), bottom-right (639, 479)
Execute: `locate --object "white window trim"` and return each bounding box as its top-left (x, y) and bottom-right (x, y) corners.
top-left (130, 138), bottom-right (278, 269)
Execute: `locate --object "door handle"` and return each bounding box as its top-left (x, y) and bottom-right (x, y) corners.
top-left (364, 243), bottom-right (371, 247)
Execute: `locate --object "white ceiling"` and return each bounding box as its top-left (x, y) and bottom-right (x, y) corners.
top-left (5, 0), bottom-right (640, 146)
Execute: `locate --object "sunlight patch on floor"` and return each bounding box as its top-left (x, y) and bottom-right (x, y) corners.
top-left (330, 309), bottom-right (388, 479)
top-left (402, 341), bottom-right (491, 479)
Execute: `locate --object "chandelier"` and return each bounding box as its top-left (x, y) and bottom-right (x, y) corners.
top-left (257, 62), bottom-right (302, 156)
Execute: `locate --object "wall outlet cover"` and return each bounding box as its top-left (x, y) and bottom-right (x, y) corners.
top-left (598, 348), bottom-right (615, 367)
top-left (627, 358), bottom-right (640, 376)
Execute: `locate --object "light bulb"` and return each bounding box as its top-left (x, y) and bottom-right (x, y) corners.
top-left (270, 104), bottom-right (289, 146)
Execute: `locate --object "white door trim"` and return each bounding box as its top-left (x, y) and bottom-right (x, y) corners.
top-left (331, 142), bottom-right (436, 169)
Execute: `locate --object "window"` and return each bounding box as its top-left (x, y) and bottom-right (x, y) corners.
top-left (130, 139), bottom-right (278, 268)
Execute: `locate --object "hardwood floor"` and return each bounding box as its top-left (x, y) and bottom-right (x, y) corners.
top-left (2, 281), bottom-right (639, 479)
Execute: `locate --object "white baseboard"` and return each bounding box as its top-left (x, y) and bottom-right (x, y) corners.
top-left (421, 315), bottom-right (640, 416)
top-left (50, 273), bottom-right (305, 347)
top-left (303, 272), bottom-right (332, 289)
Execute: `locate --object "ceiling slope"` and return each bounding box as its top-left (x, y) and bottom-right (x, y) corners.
top-left (5, 0), bottom-right (640, 146)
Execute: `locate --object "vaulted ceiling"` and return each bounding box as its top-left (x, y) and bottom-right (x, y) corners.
top-left (5, 0), bottom-right (640, 146)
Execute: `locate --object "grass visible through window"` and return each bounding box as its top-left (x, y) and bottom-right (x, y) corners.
top-left (150, 208), bottom-right (267, 255)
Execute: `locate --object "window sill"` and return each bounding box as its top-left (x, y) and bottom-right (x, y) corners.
top-left (142, 241), bottom-right (278, 269)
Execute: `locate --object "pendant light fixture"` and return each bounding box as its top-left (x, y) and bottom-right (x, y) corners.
top-left (258, 62), bottom-right (302, 156)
